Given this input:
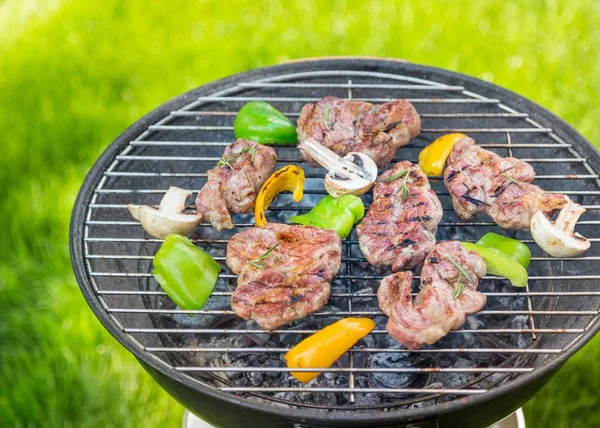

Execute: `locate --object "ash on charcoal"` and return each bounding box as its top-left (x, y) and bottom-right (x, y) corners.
top-left (507, 315), bottom-right (532, 348)
top-left (274, 392), bottom-right (300, 402)
top-left (466, 315), bottom-right (485, 330)
top-left (368, 353), bottom-right (432, 393)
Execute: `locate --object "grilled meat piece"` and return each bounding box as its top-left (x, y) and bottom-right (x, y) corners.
top-left (378, 241), bottom-right (487, 350)
top-left (227, 223), bottom-right (342, 330)
top-left (297, 96), bottom-right (421, 168)
top-left (444, 137), bottom-right (568, 229)
top-left (195, 139), bottom-right (277, 231)
top-left (357, 161), bottom-right (443, 271)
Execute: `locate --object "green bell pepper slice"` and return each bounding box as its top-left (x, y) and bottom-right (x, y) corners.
top-left (476, 232), bottom-right (531, 268)
top-left (289, 195), bottom-right (365, 239)
top-left (462, 242), bottom-right (528, 288)
top-left (234, 101), bottom-right (297, 145)
top-left (153, 234), bottom-right (221, 311)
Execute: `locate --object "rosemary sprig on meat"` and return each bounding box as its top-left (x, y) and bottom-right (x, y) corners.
top-left (241, 144), bottom-right (257, 162)
top-left (248, 242), bottom-right (280, 269)
top-left (454, 272), bottom-right (465, 298)
top-left (380, 169), bottom-right (412, 201)
top-left (422, 227), bottom-right (436, 241)
top-left (392, 171), bottom-right (412, 201)
top-left (442, 253), bottom-right (474, 285)
top-left (217, 157), bottom-right (235, 168)
top-left (217, 144), bottom-right (257, 168)
top-left (379, 169), bottom-right (410, 182)
top-left (322, 104), bottom-right (330, 130)
top-left (504, 173), bottom-right (524, 190)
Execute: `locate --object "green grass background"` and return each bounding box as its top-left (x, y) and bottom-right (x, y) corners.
top-left (1, 0), bottom-right (599, 426)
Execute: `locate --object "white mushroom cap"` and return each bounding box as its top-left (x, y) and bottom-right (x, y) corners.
top-left (128, 186), bottom-right (201, 239)
top-left (324, 153), bottom-right (378, 197)
top-left (298, 139), bottom-right (378, 198)
top-left (530, 199), bottom-right (590, 257)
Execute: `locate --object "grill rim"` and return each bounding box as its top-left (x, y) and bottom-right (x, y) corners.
top-left (69, 57), bottom-right (600, 424)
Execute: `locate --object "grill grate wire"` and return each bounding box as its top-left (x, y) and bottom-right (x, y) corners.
top-left (81, 67), bottom-right (600, 410)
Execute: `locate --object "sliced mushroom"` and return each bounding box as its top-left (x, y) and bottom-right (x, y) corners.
top-left (530, 199), bottom-right (590, 257)
top-left (298, 139), bottom-right (378, 198)
top-left (128, 186), bottom-right (201, 239)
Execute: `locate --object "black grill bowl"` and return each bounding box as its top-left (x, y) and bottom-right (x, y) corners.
top-left (70, 58), bottom-right (600, 427)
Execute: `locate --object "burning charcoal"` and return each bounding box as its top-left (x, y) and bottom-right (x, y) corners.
top-left (355, 392), bottom-right (382, 406)
top-left (510, 315), bottom-right (529, 330)
top-left (319, 305), bottom-right (345, 326)
top-left (509, 315), bottom-right (531, 348)
top-left (313, 392), bottom-right (339, 406)
top-left (324, 371), bottom-right (337, 380)
top-left (232, 376), bottom-right (249, 386)
top-left (226, 369), bottom-right (243, 381)
top-left (279, 332), bottom-right (301, 346)
top-left (335, 374), bottom-right (349, 387)
top-left (263, 359), bottom-right (285, 378)
top-left (298, 391), bottom-right (313, 402)
top-left (245, 320), bottom-right (271, 345)
top-left (425, 381), bottom-right (444, 389)
top-left (468, 335), bottom-right (513, 365)
top-left (172, 297), bottom-right (234, 328)
top-left (368, 353), bottom-right (432, 391)
top-left (442, 358), bottom-right (477, 388)
top-left (274, 392), bottom-right (300, 402)
top-left (335, 352), bottom-right (350, 369)
top-left (231, 334), bottom-right (253, 348)
top-left (248, 371), bottom-right (264, 386)
top-left (436, 355), bottom-right (455, 368)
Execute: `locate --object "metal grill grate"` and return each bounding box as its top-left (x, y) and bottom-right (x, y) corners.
top-left (80, 63), bottom-right (600, 411)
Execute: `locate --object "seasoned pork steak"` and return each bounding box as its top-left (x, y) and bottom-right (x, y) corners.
top-left (378, 241), bottom-right (487, 350)
top-left (444, 136), bottom-right (567, 229)
top-left (357, 161), bottom-right (443, 271)
top-left (195, 139), bottom-right (277, 231)
top-left (227, 223), bottom-right (342, 330)
top-left (297, 96), bottom-right (421, 168)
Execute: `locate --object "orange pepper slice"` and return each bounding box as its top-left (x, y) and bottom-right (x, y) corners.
top-left (285, 317), bottom-right (375, 383)
top-left (255, 165), bottom-right (305, 227)
top-left (418, 133), bottom-right (467, 176)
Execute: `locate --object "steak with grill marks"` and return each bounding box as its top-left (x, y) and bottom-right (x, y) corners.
top-left (357, 161), bottom-right (443, 271)
top-left (226, 223), bottom-right (342, 330)
top-left (378, 241), bottom-right (487, 350)
top-left (444, 136), bottom-right (568, 229)
top-left (195, 139), bottom-right (277, 231)
top-left (297, 96), bottom-right (421, 168)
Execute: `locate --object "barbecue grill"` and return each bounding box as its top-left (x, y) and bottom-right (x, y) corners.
top-left (70, 58), bottom-right (600, 427)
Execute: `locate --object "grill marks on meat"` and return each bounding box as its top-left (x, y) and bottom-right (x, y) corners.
top-left (227, 223), bottom-right (342, 330)
top-left (378, 241), bottom-right (487, 350)
top-left (357, 161), bottom-right (443, 271)
top-left (444, 137), bottom-right (568, 229)
top-left (195, 139), bottom-right (277, 231)
top-left (297, 96), bottom-right (421, 168)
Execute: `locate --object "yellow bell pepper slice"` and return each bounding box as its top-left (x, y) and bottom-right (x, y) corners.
top-left (284, 317), bottom-right (376, 383)
top-left (255, 165), bottom-right (305, 227)
top-left (418, 133), bottom-right (467, 176)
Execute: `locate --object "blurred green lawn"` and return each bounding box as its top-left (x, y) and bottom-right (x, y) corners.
top-left (1, 0), bottom-right (599, 426)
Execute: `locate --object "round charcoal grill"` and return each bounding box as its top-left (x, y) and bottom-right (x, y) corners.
top-left (70, 58), bottom-right (600, 427)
